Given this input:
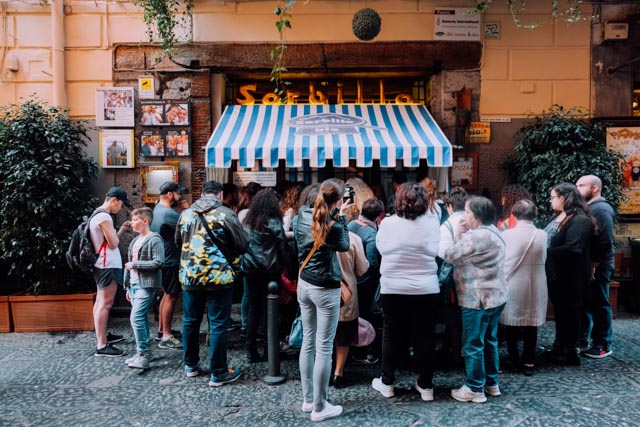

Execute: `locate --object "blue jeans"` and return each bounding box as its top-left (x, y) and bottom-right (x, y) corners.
top-left (461, 304), bottom-right (505, 392)
top-left (580, 265), bottom-right (613, 347)
top-left (298, 279), bottom-right (340, 412)
top-left (241, 277), bottom-right (249, 330)
top-left (182, 287), bottom-right (233, 376)
top-left (128, 285), bottom-right (157, 354)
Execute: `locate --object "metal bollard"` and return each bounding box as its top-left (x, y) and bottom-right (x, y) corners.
top-left (263, 280), bottom-right (286, 385)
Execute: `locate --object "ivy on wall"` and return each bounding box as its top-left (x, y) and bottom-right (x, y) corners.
top-left (134, 0), bottom-right (194, 55)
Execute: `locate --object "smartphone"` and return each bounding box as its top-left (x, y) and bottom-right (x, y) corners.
top-left (343, 184), bottom-right (354, 204)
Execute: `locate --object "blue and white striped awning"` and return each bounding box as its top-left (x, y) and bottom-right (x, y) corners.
top-left (206, 104), bottom-right (452, 168)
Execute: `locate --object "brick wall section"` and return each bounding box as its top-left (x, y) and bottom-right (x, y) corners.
top-left (191, 98), bottom-right (211, 196)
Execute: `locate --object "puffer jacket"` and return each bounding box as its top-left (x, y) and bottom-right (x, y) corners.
top-left (243, 217), bottom-right (290, 274)
top-left (175, 196), bottom-right (248, 290)
top-left (295, 206), bottom-right (350, 289)
top-left (123, 232), bottom-right (164, 289)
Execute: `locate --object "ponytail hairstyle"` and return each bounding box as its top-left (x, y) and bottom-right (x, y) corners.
top-left (312, 178), bottom-right (345, 245)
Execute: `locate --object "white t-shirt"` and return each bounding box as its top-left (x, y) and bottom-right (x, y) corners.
top-left (89, 211), bottom-right (123, 269)
top-left (129, 234), bottom-right (150, 284)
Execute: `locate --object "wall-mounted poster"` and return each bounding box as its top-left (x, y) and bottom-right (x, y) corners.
top-left (99, 129), bottom-right (135, 168)
top-left (138, 75), bottom-right (155, 99)
top-left (140, 100), bottom-right (167, 126)
top-left (164, 129), bottom-right (191, 157)
top-left (95, 87), bottom-right (134, 127)
top-left (607, 127), bottom-right (640, 215)
top-left (139, 99), bottom-right (190, 126)
top-left (450, 151), bottom-right (478, 190)
top-left (165, 102), bottom-right (190, 126)
top-left (139, 130), bottom-right (164, 157)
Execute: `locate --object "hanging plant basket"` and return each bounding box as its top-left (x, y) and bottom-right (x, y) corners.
top-left (352, 8), bottom-right (382, 41)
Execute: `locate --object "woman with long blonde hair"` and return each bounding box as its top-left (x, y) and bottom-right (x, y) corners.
top-left (294, 178), bottom-right (352, 422)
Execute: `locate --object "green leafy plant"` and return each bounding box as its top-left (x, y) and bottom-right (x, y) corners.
top-left (0, 99), bottom-right (98, 295)
top-left (271, 0), bottom-right (299, 100)
top-left (134, 0), bottom-right (194, 56)
top-left (501, 105), bottom-right (624, 226)
top-left (475, 0), bottom-right (588, 29)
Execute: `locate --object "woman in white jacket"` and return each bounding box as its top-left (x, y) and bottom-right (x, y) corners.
top-left (499, 200), bottom-right (547, 376)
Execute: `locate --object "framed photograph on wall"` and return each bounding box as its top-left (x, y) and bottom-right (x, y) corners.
top-left (99, 129), bottom-right (135, 168)
top-left (95, 87), bottom-right (134, 127)
top-left (139, 100), bottom-right (167, 126)
top-left (141, 163), bottom-right (179, 204)
top-left (164, 102), bottom-right (190, 126)
top-left (450, 151), bottom-right (478, 190)
top-left (139, 130), bottom-right (164, 157)
top-left (164, 129), bottom-right (191, 157)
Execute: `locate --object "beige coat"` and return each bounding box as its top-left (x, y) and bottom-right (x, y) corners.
top-left (499, 221), bottom-right (548, 327)
top-left (337, 231), bottom-right (369, 322)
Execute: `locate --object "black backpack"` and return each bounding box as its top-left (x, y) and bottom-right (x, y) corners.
top-left (65, 209), bottom-right (107, 273)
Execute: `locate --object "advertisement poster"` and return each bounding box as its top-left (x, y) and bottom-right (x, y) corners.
top-left (99, 129), bottom-right (134, 168)
top-left (434, 8), bottom-right (481, 41)
top-left (140, 100), bottom-right (167, 126)
top-left (467, 121), bottom-right (491, 144)
top-left (95, 87), bottom-right (134, 127)
top-left (606, 127), bottom-right (640, 215)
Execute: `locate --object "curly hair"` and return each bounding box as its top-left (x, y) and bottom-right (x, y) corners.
top-left (500, 184), bottom-right (532, 221)
top-left (419, 177), bottom-right (439, 213)
top-left (395, 182), bottom-right (428, 220)
top-left (345, 177), bottom-right (374, 222)
top-left (243, 189), bottom-right (283, 231)
top-left (312, 179), bottom-right (345, 244)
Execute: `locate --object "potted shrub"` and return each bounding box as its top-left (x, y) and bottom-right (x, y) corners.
top-left (501, 105), bottom-right (624, 226)
top-left (0, 98), bottom-right (98, 332)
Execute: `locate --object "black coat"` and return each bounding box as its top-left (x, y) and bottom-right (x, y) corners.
top-left (243, 217), bottom-right (290, 275)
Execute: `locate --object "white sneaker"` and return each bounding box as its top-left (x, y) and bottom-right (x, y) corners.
top-left (310, 402), bottom-right (343, 422)
top-left (485, 384), bottom-right (501, 397)
top-left (451, 384), bottom-right (487, 403)
top-left (415, 383), bottom-right (434, 401)
top-left (301, 402), bottom-right (313, 413)
top-left (128, 353), bottom-right (150, 369)
top-left (124, 354), bottom-right (138, 365)
top-left (372, 377), bottom-right (395, 398)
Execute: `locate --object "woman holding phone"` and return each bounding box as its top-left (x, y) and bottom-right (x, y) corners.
top-left (295, 178), bottom-right (352, 422)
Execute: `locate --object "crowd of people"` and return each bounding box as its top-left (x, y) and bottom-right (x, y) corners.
top-left (87, 172), bottom-right (615, 422)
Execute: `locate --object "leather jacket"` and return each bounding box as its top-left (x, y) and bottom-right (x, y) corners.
top-left (295, 206), bottom-right (350, 288)
top-left (243, 217), bottom-right (290, 275)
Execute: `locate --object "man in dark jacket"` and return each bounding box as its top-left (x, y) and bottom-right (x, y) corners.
top-left (576, 175), bottom-right (615, 359)
top-left (175, 180), bottom-right (249, 386)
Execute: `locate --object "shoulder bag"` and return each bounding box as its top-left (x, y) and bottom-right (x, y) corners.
top-left (505, 231), bottom-right (537, 281)
top-left (197, 212), bottom-right (245, 275)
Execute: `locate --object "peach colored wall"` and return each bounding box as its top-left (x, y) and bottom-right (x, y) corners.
top-left (0, 0), bottom-right (592, 119)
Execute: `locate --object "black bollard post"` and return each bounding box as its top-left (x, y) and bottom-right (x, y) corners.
top-left (263, 280), bottom-right (286, 385)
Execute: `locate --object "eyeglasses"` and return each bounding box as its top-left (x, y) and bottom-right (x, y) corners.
top-left (549, 195), bottom-right (559, 201)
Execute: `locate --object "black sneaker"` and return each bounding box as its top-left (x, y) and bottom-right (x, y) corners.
top-left (95, 344), bottom-right (125, 357)
top-left (107, 332), bottom-right (124, 344)
top-left (583, 345), bottom-right (612, 359)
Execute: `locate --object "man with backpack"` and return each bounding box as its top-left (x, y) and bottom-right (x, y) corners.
top-left (90, 187), bottom-right (132, 357)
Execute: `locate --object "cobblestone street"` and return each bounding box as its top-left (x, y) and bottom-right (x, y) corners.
top-left (2, 308), bottom-right (640, 427)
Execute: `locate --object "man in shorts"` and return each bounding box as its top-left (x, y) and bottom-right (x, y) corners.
top-left (90, 187), bottom-right (132, 357)
top-left (151, 181), bottom-right (187, 350)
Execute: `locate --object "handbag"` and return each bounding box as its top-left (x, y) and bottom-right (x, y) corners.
top-left (355, 317), bottom-right (375, 347)
top-left (197, 212), bottom-right (245, 275)
top-left (288, 310), bottom-right (303, 349)
top-left (438, 221), bottom-right (457, 305)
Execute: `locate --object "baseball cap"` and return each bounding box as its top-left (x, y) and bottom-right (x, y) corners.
top-left (106, 186), bottom-right (132, 208)
top-left (159, 181), bottom-right (186, 195)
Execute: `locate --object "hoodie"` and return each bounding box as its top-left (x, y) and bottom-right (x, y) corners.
top-left (175, 196), bottom-right (248, 290)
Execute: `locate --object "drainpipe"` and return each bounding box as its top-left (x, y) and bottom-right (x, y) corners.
top-left (52, 0), bottom-right (66, 107)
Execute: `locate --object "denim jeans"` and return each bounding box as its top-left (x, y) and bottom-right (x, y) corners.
top-left (580, 265), bottom-right (613, 347)
top-left (380, 293), bottom-right (438, 389)
top-left (182, 287), bottom-right (233, 376)
top-left (461, 304), bottom-right (505, 392)
top-left (241, 277), bottom-right (249, 330)
top-left (128, 285), bottom-right (157, 354)
top-left (297, 279), bottom-right (340, 412)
